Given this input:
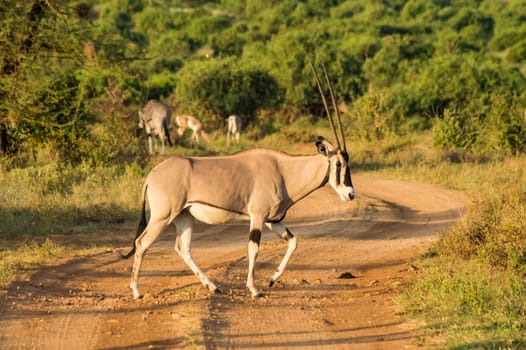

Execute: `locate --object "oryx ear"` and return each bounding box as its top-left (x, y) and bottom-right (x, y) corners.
top-left (316, 136), bottom-right (329, 156)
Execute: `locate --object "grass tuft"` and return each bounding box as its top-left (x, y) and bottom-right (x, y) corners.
top-left (0, 239), bottom-right (66, 285)
top-left (400, 258), bottom-right (525, 349)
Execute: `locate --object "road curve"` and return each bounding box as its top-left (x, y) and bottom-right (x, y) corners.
top-left (0, 175), bottom-right (466, 349)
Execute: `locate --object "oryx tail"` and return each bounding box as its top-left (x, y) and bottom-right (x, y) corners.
top-left (121, 183), bottom-right (149, 259)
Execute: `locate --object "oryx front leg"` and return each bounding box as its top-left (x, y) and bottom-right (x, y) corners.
top-left (247, 215), bottom-right (265, 298)
top-left (265, 222), bottom-right (297, 287)
top-left (174, 212), bottom-right (219, 293)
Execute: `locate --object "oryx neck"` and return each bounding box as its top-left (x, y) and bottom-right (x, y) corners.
top-left (278, 153), bottom-right (330, 204)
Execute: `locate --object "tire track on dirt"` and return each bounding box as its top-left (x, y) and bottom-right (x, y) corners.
top-left (202, 176), bottom-right (466, 349)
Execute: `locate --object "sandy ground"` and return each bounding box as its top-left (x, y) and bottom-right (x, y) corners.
top-left (0, 174), bottom-right (466, 349)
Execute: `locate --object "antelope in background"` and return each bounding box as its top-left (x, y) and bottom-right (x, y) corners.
top-left (227, 114), bottom-right (242, 145)
top-left (175, 115), bottom-right (210, 144)
top-left (122, 61), bottom-right (354, 299)
top-left (138, 100), bottom-right (173, 155)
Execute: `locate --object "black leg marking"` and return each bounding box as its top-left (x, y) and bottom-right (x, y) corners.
top-left (249, 229), bottom-right (261, 244)
top-left (284, 229), bottom-right (294, 240)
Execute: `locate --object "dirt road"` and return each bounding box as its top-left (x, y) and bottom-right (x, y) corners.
top-left (0, 175), bottom-right (466, 349)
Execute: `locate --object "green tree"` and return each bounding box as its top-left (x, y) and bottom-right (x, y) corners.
top-left (175, 57), bottom-right (281, 126)
top-left (0, 1), bottom-right (141, 163)
top-left (0, 1), bottom-right (93, 160)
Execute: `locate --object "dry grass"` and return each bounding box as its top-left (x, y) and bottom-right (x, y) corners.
top-left (1, 125), bottom-right (525, 348)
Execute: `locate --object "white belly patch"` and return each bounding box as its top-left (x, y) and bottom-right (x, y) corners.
top-left (185, 203), bottom-right (248, 225)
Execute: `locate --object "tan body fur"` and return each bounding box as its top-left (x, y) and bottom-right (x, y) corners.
top-left (126, 139), bottom-right (354, 299)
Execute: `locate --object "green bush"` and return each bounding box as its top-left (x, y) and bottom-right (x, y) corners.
top-left (490, 27), bottom-right (526, 51)
top-left (175, 57), bottom-right (281, 126)
top-left (507, 39), bottom-right (526, 63)
top-left (186, 13), bottom-right (232, 46)
top-left (4, 0), bottom-right (526, 165)
top-left (436, 192), bottom-right (526, 273)
top-left (483, 94), bottom-right (526, 155)
top-left (352, 89), bottom-right (405, 141)
top-left (433, 109), bottom-right (478, 151)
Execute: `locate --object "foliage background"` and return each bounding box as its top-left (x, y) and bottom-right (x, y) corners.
top-left (1, 1), bottom-right (525, 347)
top-left (1, 0), bottom-right (525, 164)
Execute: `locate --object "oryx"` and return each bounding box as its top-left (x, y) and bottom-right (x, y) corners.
top-left (138, 100), bottom-right (173, 155)
top-left (175, 114), bottom-right (210, 144)
top-left (122, 62), bottom-right (354, 299)
top-left (227, 114), bottom-right (242, 145)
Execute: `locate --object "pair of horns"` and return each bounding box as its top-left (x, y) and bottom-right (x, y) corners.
top-left (308, 59), bottom-right (346, 152)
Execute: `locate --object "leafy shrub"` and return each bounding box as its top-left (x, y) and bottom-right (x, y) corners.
top-left (364, 35), bottom-right (434, 88)
top-left (435, 192), bottom-right (526, 273)
top-left (433, 109), bottom-right (478, 151)
top-left (175, 57), bottom-right (281, 126)
top-left (490, 27), bottom-right (526, 51)
top-left (483, 94), bottom-right (526, 155)
top-left (352, 90), bottom-right (401, 141)
top-left (186, 14), bottom-right (232, 46)
top-left (507, 39), bottom-right (526, 63)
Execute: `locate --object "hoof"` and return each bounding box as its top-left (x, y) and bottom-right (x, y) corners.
top-left (213, 287), bottom-right (223, 294)
top-left (269, 280), bottom-right (275, 288)
top-left (252, 291), bottom-right (264, 298)
top-left (131, 288), bottom-right (143, 300)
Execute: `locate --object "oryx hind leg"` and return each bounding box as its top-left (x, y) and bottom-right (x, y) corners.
top-left (130, 217), bottom-right (170, 299)
top-left (265, 222), bottom-right (297, 287)
top-left (174, 211), bottom-right (219, 293)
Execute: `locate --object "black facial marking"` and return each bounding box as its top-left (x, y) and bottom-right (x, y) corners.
top-left (249, 229), bottom-right (262, 244)
top-left (335, 161), bottom-right (341, 185)
top-left (344, 165), bottom-right (353, 187)
top-left (341, 151), bottom-right (353, 187)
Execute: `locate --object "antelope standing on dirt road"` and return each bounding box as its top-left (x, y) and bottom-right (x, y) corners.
top-left (138, 100), bottom-right (173, 155)
top-left (175, 115), bottom-right (210, 144)
top-left (227, 114), bottom-right (242, 145)
top-left (123, 63), bottom-right (354, 299)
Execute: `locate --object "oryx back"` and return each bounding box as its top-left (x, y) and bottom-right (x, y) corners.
top-left (144, 149), bottom-right (329, 225)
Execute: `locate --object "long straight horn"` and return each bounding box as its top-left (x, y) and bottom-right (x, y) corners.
top-left (307, 59), bottom-right (341, 149)
top-left (322, 64), bottom-right (346, 152)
